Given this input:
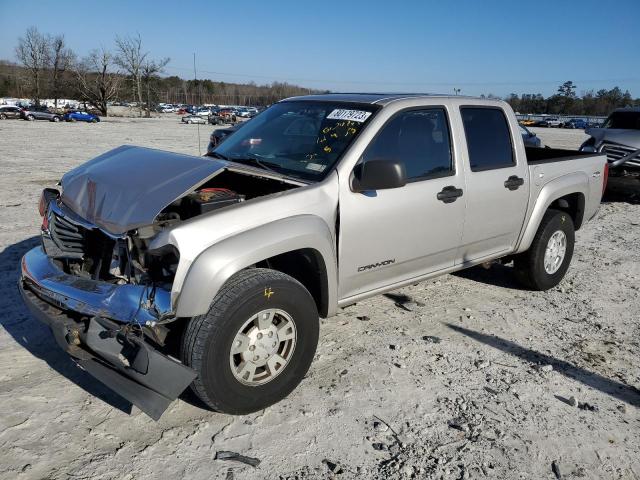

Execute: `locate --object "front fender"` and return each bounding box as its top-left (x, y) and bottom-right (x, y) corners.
top-left (515, 172), bottom-right (588, 253)
top-left (175, 215), bottom-right (338, 318)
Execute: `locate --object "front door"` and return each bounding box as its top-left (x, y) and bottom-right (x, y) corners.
top-left (338, 107), bottom-right (466, 300)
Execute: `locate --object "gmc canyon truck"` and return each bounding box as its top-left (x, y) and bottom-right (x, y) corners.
top-left (19, 94), bottom-right (607, 420)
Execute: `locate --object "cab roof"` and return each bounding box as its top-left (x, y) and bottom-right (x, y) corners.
top-left (282, 92), bottom-right (482, 106)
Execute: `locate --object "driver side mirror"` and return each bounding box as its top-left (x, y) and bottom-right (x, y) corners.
top-left (351, 159), bottom-right (407, 192)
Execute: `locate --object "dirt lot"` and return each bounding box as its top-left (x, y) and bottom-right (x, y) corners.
top-left (0, 118), bottom-right (638, 480)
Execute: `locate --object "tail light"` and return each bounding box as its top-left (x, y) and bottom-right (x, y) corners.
top-left (602, 163), bottom-right (609, 197)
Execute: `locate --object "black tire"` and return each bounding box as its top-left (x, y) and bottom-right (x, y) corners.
top-left (52, 116), bottom-right (60, 122)
top-left (91, 118), bottom-right (98, 123)
top-left (514, 209), bottom-right (575, 290)
top-left (0, 113), bottom-right (6, 120)
top-left (181, 268), bottom-right (319, 414)
top-left (27, 115), bottom-right (34, 121)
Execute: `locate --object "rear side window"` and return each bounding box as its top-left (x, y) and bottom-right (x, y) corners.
top-left (362, 108), bottom-right (453, 181)
top-left (461, 107), bottom-right (514, 171)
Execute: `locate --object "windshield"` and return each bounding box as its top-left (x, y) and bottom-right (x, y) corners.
top-left (603, 111), bottom-right (640, 130)
top-left (214, 101), bottom-right (379, 181)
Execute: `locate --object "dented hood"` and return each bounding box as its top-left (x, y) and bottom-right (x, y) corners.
top-left (60, 145), bottom-right (226, 235)
top-left (587, 128), bottom-right (640, 150)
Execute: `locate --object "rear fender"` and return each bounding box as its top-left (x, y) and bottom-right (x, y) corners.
top-left (515, 172), bottom-right (588, 253)
top-left (175, 215), bottom-right (337, 318)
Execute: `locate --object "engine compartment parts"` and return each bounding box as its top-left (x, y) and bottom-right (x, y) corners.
top-left (186, 188), bottom-right (245, 216)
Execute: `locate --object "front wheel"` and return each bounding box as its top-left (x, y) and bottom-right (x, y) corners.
top-left (0, 113), bottom-right (6, 120)
top-left (27, 115), bottom-right (35, 121)
top-left (514, 209), bottom-right (575, 290)
top-left (181, 268), bottom-right (319, 414)
top-left (52, 116), bottom-right (60, 122)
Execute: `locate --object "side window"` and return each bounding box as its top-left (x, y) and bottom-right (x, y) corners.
top-left (362, 108), bottom-right (453, 181)
top-left (461, 107), bottom-right (514, 171)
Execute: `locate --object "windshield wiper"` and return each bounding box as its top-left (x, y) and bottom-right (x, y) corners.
top-left (230, 154), bottom-right (283, 175)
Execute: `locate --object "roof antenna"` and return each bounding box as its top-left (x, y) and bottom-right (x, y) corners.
top-left (193, 52), bottom-right (202, 156)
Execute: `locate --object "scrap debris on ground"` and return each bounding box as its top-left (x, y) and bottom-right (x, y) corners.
top-left (0, 120), bottom-right (638, 479)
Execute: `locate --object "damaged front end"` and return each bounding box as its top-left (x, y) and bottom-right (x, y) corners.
top-left (19, 145), bottom-right (304, 418)
top-left (20, 188), bottom-right (197, 419)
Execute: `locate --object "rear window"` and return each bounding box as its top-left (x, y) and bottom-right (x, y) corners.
top-left (461, 107), bottom-right (515, 171)
top-left (603, 111), bottom-right (640, 130)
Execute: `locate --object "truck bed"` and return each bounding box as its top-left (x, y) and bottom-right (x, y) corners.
top-left (525, 146), bottom-right (601, 164)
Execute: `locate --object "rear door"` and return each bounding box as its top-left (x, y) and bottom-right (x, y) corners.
top-left (456, 106), bottom-right (529, 262)
top-left (338, 106), bottom-right (466, 299)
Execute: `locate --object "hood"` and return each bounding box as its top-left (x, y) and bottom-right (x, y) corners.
top-left (587, 128), bottom-right (640, 149)
top-left (61, 145), bottom-right (226, 235)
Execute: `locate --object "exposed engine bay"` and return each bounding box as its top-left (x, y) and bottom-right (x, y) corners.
top-left (43, 168), bottom-right (300, 294)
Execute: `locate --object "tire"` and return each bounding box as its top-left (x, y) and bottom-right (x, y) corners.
top-left (91, 118), bottom-right (98, 123)
top-left (27, 115), bottom-right (34, 121)
top-left (181, 268), bottom-right (319, 414)
top-left (52, 116), bottom-right (60, 122)
top-left (0, 113), bottom-right (6, 120)
top-left (70, 117), bottom-right (76, 122)
top-left (514, 209), bottom-right (575, 290)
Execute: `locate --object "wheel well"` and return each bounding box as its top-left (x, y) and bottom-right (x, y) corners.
top-left (256, 248), bottom-right (329, 318)
top-left (549, 192), bottom-right (585, 230)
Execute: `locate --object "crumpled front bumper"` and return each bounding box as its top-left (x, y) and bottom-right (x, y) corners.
top-left (19, 246), bottom-right (197, 420)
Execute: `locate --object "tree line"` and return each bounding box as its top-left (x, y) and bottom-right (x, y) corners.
top-left (2, 27), bottom-right (324, 116)
top-left (3, 28), bottom-right (638, 117)
top-left (504, 81), bottom-right (639, 117)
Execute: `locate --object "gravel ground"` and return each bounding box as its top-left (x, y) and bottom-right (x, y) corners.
top-left (0, 118), bottom-right (638, 480)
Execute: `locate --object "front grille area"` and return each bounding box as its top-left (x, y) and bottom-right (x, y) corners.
top-left (42, 210), bottom-right (87, 259)
top-left (601, 142), bottom-right (640, 167)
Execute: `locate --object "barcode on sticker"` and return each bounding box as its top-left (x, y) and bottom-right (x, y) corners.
top-left (326, 109), bottom-right (372, 122)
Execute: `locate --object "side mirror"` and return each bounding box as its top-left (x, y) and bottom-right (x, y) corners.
top-left (351, 159), bottom-right (407, 192)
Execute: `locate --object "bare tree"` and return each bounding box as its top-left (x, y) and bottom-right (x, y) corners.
top-left (141, 57), bottom-right (169, 117)
top-left (49, 35), bottom-right (74, 110)
top-left (15, 27), bottom-right (49, 104)
top-left (114, 34), bottom-right (146, 116)
top-left (74, 47), bottom-right (121, 116)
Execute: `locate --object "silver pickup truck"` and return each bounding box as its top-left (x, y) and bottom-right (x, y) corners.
top-left (19, 94), bottom-right (607, 419)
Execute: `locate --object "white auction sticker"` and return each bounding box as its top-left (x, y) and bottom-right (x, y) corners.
top-left (326, 109), bottom-right (372, 122)
top-left (306, 162), bottom-right (326, 172)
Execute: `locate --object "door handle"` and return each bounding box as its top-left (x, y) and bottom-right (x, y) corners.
top-left (504, 175), bottom-right (525, 190)
top-left (437, 186), bottom-right (464, 203)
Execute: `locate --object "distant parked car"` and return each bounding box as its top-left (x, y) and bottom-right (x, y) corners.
top-left (181, 114), bottom-right (206, 124)
top-left (209, 107), bottom-right (237, 125)
top-left (536, 117), bottom-right (563, 128)
top-left (63, 111), bottom-right (100, 123)
top-left (564, 118), bottom-right (587, 129)
top-left (157, 105), bottom-right (175, 113)
top-left (519, 124), bottom-right (543, 148)
top-left (20, 106), bottom-right (62, 122)
top-left (206, 123), bottom-right (243, 154)
top-left (0, 105), bottom-right (22, 119)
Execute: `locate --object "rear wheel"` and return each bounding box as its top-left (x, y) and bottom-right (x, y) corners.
top-left (27, 115), bottom-right (34, 121)
top-left (91, 118), bottom-right (98, 123)
top-left (52, 116), bottom-right (60, 122)
top-left (0, 113), bottom-right (6, 120)
top-left (181, 268), bottom-right (319, 414)
top-left (514, 209), bottom-right (575, 290)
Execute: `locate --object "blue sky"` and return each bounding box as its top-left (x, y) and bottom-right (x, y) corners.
top-left (1, 0), bottom-right (638, 97)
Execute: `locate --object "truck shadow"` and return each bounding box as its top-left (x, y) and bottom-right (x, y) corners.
top-left (0, 237), bottom-right (132, 414)
top-left (452, 264), bottom-right (526, 290)
top-left (446, 323), bottom-right (640, 407)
